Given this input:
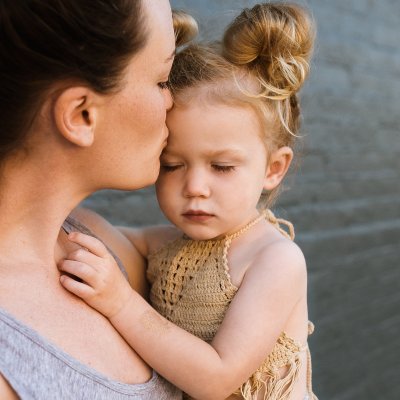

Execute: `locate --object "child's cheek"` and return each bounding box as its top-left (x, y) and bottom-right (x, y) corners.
top-left (156, 177), bottom-right (176, 216)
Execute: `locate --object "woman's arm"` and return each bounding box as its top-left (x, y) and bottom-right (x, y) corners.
top-left (59, 232), bottom-right (307, 400)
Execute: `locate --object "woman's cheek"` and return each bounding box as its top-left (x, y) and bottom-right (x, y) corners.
top-left (138, 92), bottom-right (165, 137)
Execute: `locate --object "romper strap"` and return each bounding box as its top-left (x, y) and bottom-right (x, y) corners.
top-left (265, 209), bottom-right (295, 241)
top-left (307, 347), bottom-right (318, 400)
top-left (225, 209), bottom-right (295, 242)
top-left (306, 321), bottom-right (318, 400)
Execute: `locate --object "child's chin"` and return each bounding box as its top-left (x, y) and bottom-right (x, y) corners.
top-left (183, 229), bottom-right (222, 241)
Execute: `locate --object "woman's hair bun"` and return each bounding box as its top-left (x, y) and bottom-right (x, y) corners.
top-left (222, 3), bottom-right (316, 99)
top-left (173, 11), bottom-right (198, 47)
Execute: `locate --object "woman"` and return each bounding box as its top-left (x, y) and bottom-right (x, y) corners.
top-left (0, 0), bottom-right (180, 398)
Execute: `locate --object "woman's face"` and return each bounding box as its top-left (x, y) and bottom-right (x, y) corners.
top-left (91, 0), bottom-right (175, 191)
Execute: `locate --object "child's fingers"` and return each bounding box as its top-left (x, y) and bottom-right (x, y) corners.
top-left (67, 232), bottom-right (109, 258)
top-left (58, 260), bottom-right (98, 286)
top-left (60, 274), bottom-right (95, 299)
top-left (66, 248), bottom-right (104, 271)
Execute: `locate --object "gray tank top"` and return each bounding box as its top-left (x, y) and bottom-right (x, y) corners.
top-left (0, 216), bottom-right (182, 400)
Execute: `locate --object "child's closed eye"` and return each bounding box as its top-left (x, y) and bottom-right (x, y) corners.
top-left (212, 165), bottom-right (236, 173)
top-left (162, 165), bottom-right (182, 172)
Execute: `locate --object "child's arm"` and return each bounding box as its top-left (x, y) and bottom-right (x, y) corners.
top-left (70, 206), bottom-right (149, 298)
top-left (59, 232), bottom-right (306, 400)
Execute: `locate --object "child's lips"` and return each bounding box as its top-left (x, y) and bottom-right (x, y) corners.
top-left (182, 210), bottom-right (215, 222)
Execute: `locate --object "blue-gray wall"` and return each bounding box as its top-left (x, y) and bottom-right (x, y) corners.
top-left (82, 1), bottom-right (400, 398)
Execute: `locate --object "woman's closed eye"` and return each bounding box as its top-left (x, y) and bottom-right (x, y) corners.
top-left (158, 81), bottom-right (170, 90)
top-left (212, 165), bottom-right (236, 173)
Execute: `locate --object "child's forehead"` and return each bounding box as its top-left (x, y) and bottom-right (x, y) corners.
top-left (162, 146), bottom-right (246, 159)
top-left (166, 103), bottom-right (264, 148)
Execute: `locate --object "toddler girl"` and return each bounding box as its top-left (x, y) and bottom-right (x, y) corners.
top-left (59, 3), bottom-right (317, 400)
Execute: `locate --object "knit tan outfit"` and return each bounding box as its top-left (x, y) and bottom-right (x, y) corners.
top-left (147, 210), bottom-right (317, 400)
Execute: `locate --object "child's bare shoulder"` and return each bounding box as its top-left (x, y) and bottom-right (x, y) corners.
top-left (143, 225), bottom-right (183, 255)
top-left (245, 232), bottom-right (307, 294)
top-left (117, 225), bottom-right (182, 258)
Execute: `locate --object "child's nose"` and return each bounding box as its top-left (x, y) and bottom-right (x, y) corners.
top-left (183, 169), bottom-right (210, 198)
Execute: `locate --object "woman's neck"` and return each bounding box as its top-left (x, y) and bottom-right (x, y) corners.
top-left (0, 157), bottom-right (90, 268)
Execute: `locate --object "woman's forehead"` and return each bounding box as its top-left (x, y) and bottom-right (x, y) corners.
top-left (142, 0), bottom-right (175, 51)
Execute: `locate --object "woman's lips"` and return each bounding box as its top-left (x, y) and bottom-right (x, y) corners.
top-left (183, 210), bottom-right (214, 222)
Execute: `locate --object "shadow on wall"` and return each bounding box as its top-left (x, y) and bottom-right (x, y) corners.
top-left (81, 1), bottom-right (400, 399)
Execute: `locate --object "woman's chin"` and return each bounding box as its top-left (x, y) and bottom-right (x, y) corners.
top-left (109, 170), bottom-right (159, 192)
top-left (130, 162), bottom-right (161, 190)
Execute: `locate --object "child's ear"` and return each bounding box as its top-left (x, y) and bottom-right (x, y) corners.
top-left (53, 87), bottom-right (99, 147)
top-left (263, 147), bottom-right (293, 191)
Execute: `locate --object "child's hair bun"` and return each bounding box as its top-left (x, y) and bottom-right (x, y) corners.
top-left (222, 3), bottom-right (316, 99)
top-left (173, 11), bottom-right (198, 47)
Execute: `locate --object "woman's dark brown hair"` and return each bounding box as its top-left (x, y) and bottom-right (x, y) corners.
top-left (0, 0), bottom-right (148, 164)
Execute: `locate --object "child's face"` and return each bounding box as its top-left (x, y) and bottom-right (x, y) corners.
top-left (156, 103), bottom-right (270, 240)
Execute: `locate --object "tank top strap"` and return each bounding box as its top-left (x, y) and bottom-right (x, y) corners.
top-left (63, 216), bottom-right (129, 281)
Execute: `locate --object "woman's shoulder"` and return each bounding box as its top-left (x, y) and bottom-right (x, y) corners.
top-left (70, 206), bottom-right (149, 298)
top-left (0, 374), bottom-right (19, 400)
top-left (69, 206), bottom-right (134, 256)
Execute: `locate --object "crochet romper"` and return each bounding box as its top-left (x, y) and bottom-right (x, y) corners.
top-left (147, 210), bottom-right (317, 400)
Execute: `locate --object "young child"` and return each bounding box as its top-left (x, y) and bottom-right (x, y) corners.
top-left (59, 4), bottom-right (317, 400)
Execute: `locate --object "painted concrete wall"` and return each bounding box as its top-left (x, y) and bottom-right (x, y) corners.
top-left (82, 1), bottom-right (400, 398)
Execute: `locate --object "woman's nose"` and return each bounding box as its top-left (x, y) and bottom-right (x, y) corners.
top-left (164, 88), bottom-right (173, 111)
top-left (183, 170), bottom-right (210, 198)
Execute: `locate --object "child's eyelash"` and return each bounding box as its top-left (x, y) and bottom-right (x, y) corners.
top-left (212, 165), bottom-right (236, 173)
top-left (162, 165), bottom-right (181, 172)
top-left (162, 165), bottom-right (236, 173)
top-left (158, 81), bottom-right (170, 90)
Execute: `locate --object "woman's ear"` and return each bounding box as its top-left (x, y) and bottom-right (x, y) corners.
top-left (263, 147), bottom-right (294, 191)
top-left (53, 87), bottom-right (99, 147)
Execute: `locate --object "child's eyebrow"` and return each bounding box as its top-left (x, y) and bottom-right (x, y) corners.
top-left (204, 149), bottom-right (244, 159)
top-left (161, 148), bottom-right (245, 159)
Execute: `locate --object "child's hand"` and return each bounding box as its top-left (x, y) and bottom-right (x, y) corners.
top-left (58, 232), bottom-right (133, 318)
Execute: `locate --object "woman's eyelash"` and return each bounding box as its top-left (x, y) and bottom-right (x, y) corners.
top-left (212, 165), bottom-right (236, 173)
top-left (158, 81), bottom-right (170, 90)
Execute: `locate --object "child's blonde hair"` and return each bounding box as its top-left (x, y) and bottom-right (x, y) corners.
top-left (171, 3), bottom-right (316, 205)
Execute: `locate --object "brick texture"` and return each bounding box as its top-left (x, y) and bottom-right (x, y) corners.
top-left (81, 1), bottom-right (400, 398)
